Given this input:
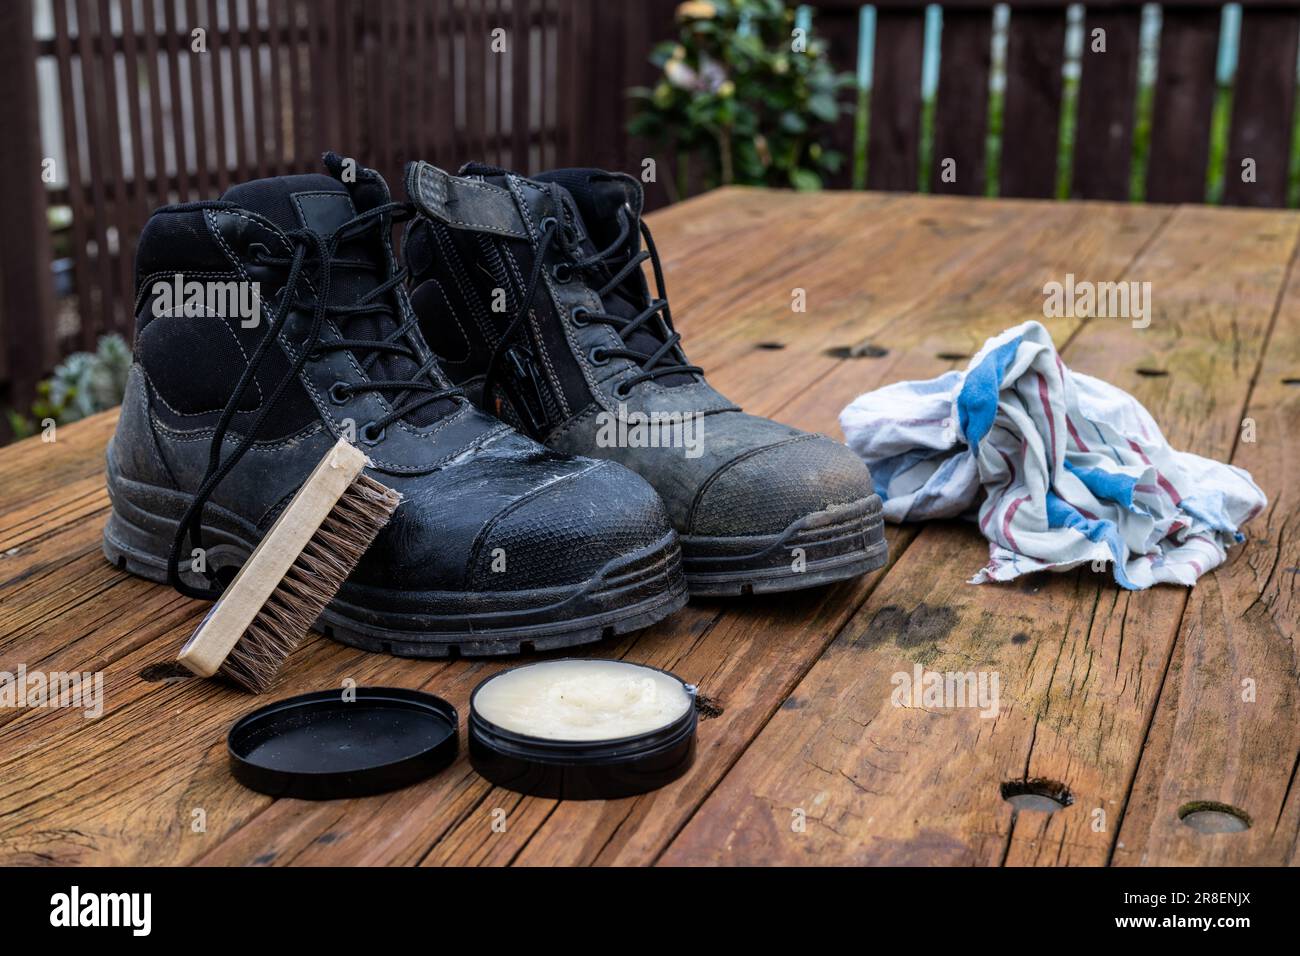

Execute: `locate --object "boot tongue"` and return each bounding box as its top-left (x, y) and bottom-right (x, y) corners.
top-left (221, 173), bottom-right (356, 235)
top-left (530, 169), bottom-right (695, 388)
top-left (223, 171), bottom-right (448, 425)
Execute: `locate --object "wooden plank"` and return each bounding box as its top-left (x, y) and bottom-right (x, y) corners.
top-left (511, 0), bottom-right (530, 170)
top-left (930, 8), bottom-right (992, 196)
top-left (74, 0), bottom-right (116, 345)
top-left (1145, 7), bottom-right (1220, 204)
top-left (813, 2), bottom-right (860, 189)
top-left (1000, 7), bottom-right (1066, 198)
top-left (285, 0), bottom-right (309, 168)
top-left (181, 197), bottom-right (1168, 867)
top-left (1072, 7), bottom-right (1141, 201)
top-left (1114, 235), bottom-right (1300, 865)
top-left (0, 191), bottom-right (857, 863)
top-left (267, 0), bottom-right (289, 175)
top-left (162, 0), bottom-right (194, 199)
top-left (0, 0), bottom-right (56, 407)
top-left (1222, 7), bottom-right (1300, 208)
top-left (660, 204), bottom-right (1299, 866)
top-left (185, 0), bottom-right (212, 191)
top-left (97, 0), bottom-right (136, 334)
top-left (50, 0), bottom-right (95, 357)
top-left (120, 0), bottom-right (155, 246)
top-left (224, 0), bottom-right (249, 180)
top-left (465, 0), bottom-right (486, 160)
top-left (247, 0), bottom-right (270, 179)
top-left (205, 0), bottom-right (231, 191)
top-left (866, 8), bottom-right (926, 192)
top-left (0, 193), bottom-right (1194, 867)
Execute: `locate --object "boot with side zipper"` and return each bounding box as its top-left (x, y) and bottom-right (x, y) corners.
top-left (403, 161), bottom-right (887, 595)
top-left (102, 155), bottom-right (687, 656)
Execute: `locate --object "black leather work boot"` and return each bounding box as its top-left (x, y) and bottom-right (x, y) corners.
top-left (102, 155), bottom-right (687, 656)
top-left (403, 161), bottom-right (887, 595)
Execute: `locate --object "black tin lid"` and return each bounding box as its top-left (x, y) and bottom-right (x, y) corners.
top-left (468, 661), bottom-right (698, 801)
top-left (228, 687), bottom-right (458, 800)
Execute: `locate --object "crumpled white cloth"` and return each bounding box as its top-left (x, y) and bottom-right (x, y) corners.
top-left (839, 321), bottom-right (1266, 589)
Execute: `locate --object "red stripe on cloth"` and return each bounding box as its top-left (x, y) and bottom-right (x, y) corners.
top-left (1037, 372), bottom-right (1057, 469)
top-left (1066, 416), bottom-right (1089, 452)
top-left (1002, 495), bottom-right (1029, 552)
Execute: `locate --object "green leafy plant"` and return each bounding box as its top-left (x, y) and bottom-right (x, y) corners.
top-left (628, 0), bottom-right (854, 198)
top-left (6, 334), bottom-right (132, 440)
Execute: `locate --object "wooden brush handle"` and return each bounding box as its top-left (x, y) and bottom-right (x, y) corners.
top-left (178, 439), bottom-right (370, 677)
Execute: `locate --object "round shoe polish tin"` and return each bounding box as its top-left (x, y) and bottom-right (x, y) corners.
top-left (228, 687), bottom-right (459, 800)
top-left (468, 659), bottom-right (698, 800)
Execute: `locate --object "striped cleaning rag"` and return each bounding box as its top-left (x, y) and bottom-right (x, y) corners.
top-left (839, 321), bottom-right (1266, 589)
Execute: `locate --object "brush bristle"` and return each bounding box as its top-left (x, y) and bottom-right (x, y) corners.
top-left (219, 472), bottom-right (401, 693)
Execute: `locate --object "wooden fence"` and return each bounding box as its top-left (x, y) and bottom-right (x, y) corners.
top-left (4, 0), bottom-right (1300, 422)
top-left (811, 0), bottom-right (1300, 204)
top-left (0, 0), bottom-right (677, 422)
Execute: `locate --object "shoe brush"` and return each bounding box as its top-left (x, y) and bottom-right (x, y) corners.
top-left (177, 438), bottom-right (401, 693)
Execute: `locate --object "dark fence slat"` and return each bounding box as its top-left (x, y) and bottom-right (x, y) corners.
top-left (163, 0), bottom-right (194, 199)
top-left (185, 0), bottom-right (213, 191)
top-left (0, 0), bottom-right (56, 411)
top-left (284, 0), bottom-right (308, 168)
top-left (1000, 7), bottom-right (1066, 198)
top-left (556, 0), bottom-right (579, 169)
top-left (1222, 6), bottom-right (1300, 207)
top-left (266, 0), bottom-right (287, 175)
top-left (1072, 7), bottom-right (1141, 200)
top-left (867, 8), bottom-right (926, 191)
top-left (931, 7), bottom-right (992, 195)
top-left (512, 0), bottom-right (531, 171)
top-left (248, 0), bottom-right (270, 179)
top-left (1146, 6), bottom-right (1221, 204)
top-left (225, 0), bottom-right (251, 180)
top-left (205, 0), bottom-right (230, 191)
top-left (814, 3), bottom-right (859, 189)
top-left (96, 0), bottom-right (134, 334)
top-left (51, 0), bottom-right (93, 353)
top-left (74, 0), bottom-right (115, 344)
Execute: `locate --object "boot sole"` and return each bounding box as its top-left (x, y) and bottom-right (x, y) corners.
top-left (681, 495), bottom-right (888, 596)
top-left (102, 473), bottom-right (688, 658)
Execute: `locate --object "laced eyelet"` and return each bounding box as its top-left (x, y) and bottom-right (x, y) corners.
top-left (589, 347), bottom-right (609, 367)
top-left (552, 263), bottom-right (573, 283)
top-left (571, 306), bottom-right (590, 327)
top-left (613, 381), bottom-right (632, 400)
top-left (360, 421), bottom-right (385, 445)
top-left (328, 381), bottom-right (351, 404)
top-left (247, 242), bottom-right (270, 263)
top-left (539, 216), bottom-right (557, 235)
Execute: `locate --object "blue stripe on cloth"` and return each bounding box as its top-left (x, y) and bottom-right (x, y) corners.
top-left (1064, 460), bottom-right (1138, 509)
top-left (957, 335), bottom-right (1022, 455)
top-left (1045, 491), bottom-right (1138, 590)
top-left (1180, 493), bottom-right (1243, 539)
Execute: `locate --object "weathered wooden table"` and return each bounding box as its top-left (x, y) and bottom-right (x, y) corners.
top-left (2, 189), bottom-right (1297, 866)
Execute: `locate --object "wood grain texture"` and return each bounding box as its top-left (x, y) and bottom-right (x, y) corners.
top-left (1, 190), bottom-right (1295, 867)
top-left (1113, 224), bottom-right (1300, 865)
top-left (658, 202), bottom-right (1299, 866)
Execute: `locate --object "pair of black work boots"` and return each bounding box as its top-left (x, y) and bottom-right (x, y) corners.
top-left (103, 154), bottom-right (886, 656)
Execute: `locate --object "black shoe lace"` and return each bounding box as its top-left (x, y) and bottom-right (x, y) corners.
top-left (483, 192), bottom-right (700, 409)
top-left (167, 200), bottom-right (461, 600)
